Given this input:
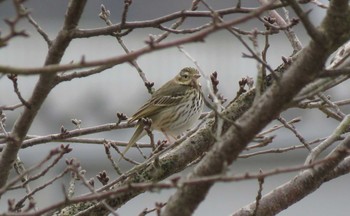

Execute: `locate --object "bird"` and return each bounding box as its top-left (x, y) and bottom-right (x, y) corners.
top-left (119, 67), bottom-right (204, 161)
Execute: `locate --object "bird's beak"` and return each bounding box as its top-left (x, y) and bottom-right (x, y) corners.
top-left (191, 74), bottom-right (201, 88)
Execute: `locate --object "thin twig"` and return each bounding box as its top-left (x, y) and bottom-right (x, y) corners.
top-left (245, 136), bottom-right (275, 151)
top-left (14, 168), bottom-right (70, 211)
top-left (13, 122), bottom-right (137, 149)
top-left (110, 142), bottom-right (140, 165)
top-left (278, 116), bottom-right (311, 151)
top-left (104, 142), bottom-right (123, 175)
top-left (71, 165), bottom-right (119, 216)
top-left (299, 98), bottom-right (350, 109)
top-left (158, 23), bottom-right (211, 34)
top-left (299, 0), bottom-right (328, 9)
top-left (0, 103), bottom-right (23, 111)
top-left (257, 117), bottom-right (301, 137)
top-left (0, 145), bottom-right (71, 195)
top-left (155, 0), bottom-right (201, 42)
top-left (99, 4), bottom-right (154, 94)
top-left (0, 157), bottom-right (332, 216)
top-left (284, 0), bottom-right (323, 43)
top-left (57, 65), bottom-right (113, 82)
top-left (305, 114), bottom-right (350, 164)
top-left (252, 172), bottom-right (264, 216)
top-left (13, 157), bottom-right (37, 211)
top-left (120, 0), bottom-right (131, 27)
top-left (240, 136), bottom-right (331, 158)
top-left (20, 3), bottom-right (52, 47)
top-left (7, 74), bottom-right (31, 109)
top-left (0, 2), bottom-right (281, 75)
top-left (258, 0), bottom-right (303, 52)
top-left (317, 93), bottom-right (345, 119)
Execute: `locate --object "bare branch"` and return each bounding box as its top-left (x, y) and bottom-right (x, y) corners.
top-left (72, 5), bottom-right (283, 38)
top-left (233, 134), bottom-right (350, 216)
top-left (0, 0), bottom-right (87, 190)
top-left (16, 121), bottom-right (136, 149)
top-left (258, 0), bottom-right (303, 52)
top-left (0, 104), bottom-right (23, 111)
top-left (0, 145), bottom-right (71, 196)
top-left (0, 3), bottom-right (283, 75)
top-left (13, 157), bottom-right (37, 212)
top-left (284, 0), bottom-right (324, 44)
top-left (252, 172), bottom-right (264, 216)
top-left (277, 116), bottom-right (311, 151)
top-left (2, 0), bottom-right (350, 215)
top-left (7, 74), bottom-right (31, 109)
top-left (20, 3), bottom-right (52, 47)
top-left (161, 0), bottom-right (350, 213)
top-left (305, 114), bottom-right (350, 164)
top-left (0, 156), bottom-right (332, 216)
top-left (99, 4), bottom-right (154, 94)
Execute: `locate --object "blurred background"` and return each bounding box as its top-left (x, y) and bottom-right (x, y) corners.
top-left (1, 0), bottom-right (350, 215)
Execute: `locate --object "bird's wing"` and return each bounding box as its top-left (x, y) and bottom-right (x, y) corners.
top-left (128, 94), bottom-right (185, 123)
top-left (128, 79), bottom-right (191, 123)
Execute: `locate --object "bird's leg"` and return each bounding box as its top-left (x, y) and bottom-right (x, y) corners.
top-left (161, 130), bottom-right (176, 144)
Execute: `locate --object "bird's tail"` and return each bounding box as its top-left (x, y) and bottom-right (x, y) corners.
top-left (118, 123), bottom-right (145, 162)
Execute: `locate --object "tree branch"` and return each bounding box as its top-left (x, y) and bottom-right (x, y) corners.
top-left (0, 2), bottom-right (282, 75)
top-left (0, 0), bottom-right (87, 190)
top-left (284, 0), bottom-right (325, 44)
top-left (161, 1), bottom-right (350, 214)
top-left (52, 87), bottom-right (256, 215)
top-left (232, 134), bottom-right (350, 216)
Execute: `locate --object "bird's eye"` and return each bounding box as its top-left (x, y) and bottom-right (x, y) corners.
top-left (182, 73), bottom-right (189, 79)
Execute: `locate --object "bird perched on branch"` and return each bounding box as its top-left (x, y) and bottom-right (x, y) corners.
top-left (119, 67), bottom-right (204, 161)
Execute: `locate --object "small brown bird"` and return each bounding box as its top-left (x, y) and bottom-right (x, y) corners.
top-left (119, 67), bottom-right (204, 161)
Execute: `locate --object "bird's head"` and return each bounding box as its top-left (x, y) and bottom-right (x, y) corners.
top-left (175, 67), bottom-right (201, 88)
